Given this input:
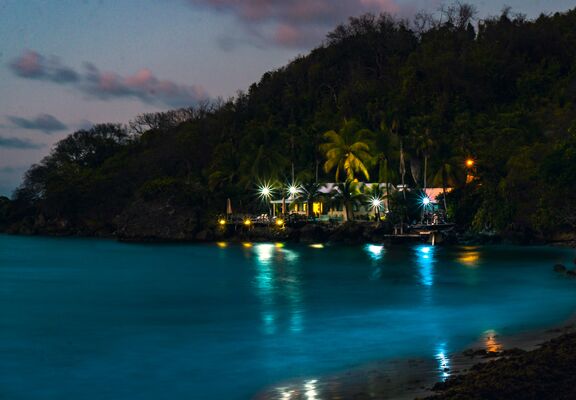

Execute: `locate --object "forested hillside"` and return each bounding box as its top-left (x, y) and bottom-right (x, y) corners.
top-left (2, 4), bottom-right (576, 241)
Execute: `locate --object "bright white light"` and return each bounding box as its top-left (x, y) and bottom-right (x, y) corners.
top-left (257, 182), bottom-right (274, 201)
top-left (287, 183), bottom-right (302, 198)
top-left (368, 196), bottom-right (384, 212)
top-left (254, 243), bottom-right (275, 264)
top-left (422, 196), bottom-right (431, 206)
top-left (366, 244), bottom-right (384, 260)
top-left (421, 246), bottom-right (431, 254)
top-left (304, 380), bottom-right (319, 400)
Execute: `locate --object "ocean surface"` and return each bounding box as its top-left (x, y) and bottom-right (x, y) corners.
top-left (1, 234), bottom-right (575, 399)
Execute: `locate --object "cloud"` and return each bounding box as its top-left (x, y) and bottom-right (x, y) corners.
top-left (187, 0), bottom-right (412, 48)
top-left (82, 64), bottom-right (207, 107)
top-left (10, 50), bottom-right (79, 83)
top-left (0, 136), bottom-right (44, 149)
top-left (7, 114), bottom-right (68, 134)
top-left (9, 51), bottom-right (208, 108)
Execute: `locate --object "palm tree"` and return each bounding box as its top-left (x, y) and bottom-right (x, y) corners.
top-left (331, 181), bottom-right (364, 222)
top-left (320, 119), bottom-right (373, 182)
top-left (431, 152), bottom-right (462, 214)
top-left (364, 183), bottom-right (387, 223)
top-left (407, 116), bottom-right (435, 189)
top-left (373, 120), bottom-right (400, 201)
top-left (415, 128), bottom-right (435, 190)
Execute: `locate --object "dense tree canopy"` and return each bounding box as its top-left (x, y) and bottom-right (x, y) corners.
top-left (2, 4), bottom-right (576, 240)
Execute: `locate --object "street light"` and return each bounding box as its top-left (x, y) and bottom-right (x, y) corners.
top-left (257, 182), bottom-right (275, 217)
top-left (258, 183), bottom-right (273, 200)
top-left (466, 158), bottom-right (475, 168)
top-left (287, 183), bottom-right (302, 199)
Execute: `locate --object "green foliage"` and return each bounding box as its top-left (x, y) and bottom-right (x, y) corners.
top-left (320, 119), bottom-right (374, 181)
top-left (7, 4), bottom-right (576, 238)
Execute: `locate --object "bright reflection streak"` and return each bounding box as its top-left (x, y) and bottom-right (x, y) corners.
top-left (458, 246), bottom-right (480, 267)
top-left (255, 244), bottom-right (275, 264)
top-left (254, 244), bottom-right (277, 334)
top-left (277, 387), bottom-right (294, 400)
top-left (365, 244), bottom-right (384, 261)
top-left (252, 244), bottom-right (304, 335)
top-left (304, 380), bottom-right (319, 400)
top-left (309, 244), bottom-right (324, 249)
top-left (276, 379), bottom-right (319, 400)
top-left (484, 330), bottom-right (503, 353)
top-left (282, 249), bottom-right (299, 263)
top-left (435, 344), bottom-right (451, 381)
top-left (415, 245), bottom-right (435, 287)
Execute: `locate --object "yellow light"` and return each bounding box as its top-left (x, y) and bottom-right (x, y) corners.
top-left (244, 219), bottom-right (252, 226)
top-left (485, 330), bottom-right (503, 353)
top-left (309, 244), bottom-right (324, 249)
top-left (218, 219), bottom-right (226, 226)
top-left (242, 242), bottom-right (253, 248)
top-left (313, 202), bottom-right (322, 214)
top-left (275, 243), bottom-right (284, 248)
top-left (216, 242), bottom-right (228, 248)
top-left (466, 159), bottom-right (475, 168)
top-left (276, 218), bottom-right (285, 226)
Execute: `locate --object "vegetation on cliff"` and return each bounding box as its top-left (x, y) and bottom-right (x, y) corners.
top-left (1, 4), bottom-right (576, 240)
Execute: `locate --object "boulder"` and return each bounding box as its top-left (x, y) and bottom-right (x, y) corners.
top-left (116, 198), bottom-right (199, 241)
top-left (553, 264), bottom-right (567, 273)
top-left (298, 224), bottom-right (328, 243)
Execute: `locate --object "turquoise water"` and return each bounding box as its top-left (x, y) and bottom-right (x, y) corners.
top-left (0, 235), bottom-right (575, 399)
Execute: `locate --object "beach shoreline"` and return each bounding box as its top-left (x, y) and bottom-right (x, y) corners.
top-left (253, 316), bottom-right (576, 400)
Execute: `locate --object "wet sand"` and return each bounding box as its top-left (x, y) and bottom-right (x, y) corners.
top-left (254, 318), bottom-right (576, 400)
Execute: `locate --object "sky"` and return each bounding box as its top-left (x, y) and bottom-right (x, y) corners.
top-left (0, 0), bottom-right (574, 196)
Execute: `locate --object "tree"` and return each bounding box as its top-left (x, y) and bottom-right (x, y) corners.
top-left (330, 181), bottom-right (364, 222)
top-left (431, 160), bottom-right (461, 214)
top-left (320, 119), bottom-right (374, 182)
top-left (372, 120), bottom-right (400, 200)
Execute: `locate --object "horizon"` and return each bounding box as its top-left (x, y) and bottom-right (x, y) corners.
top-left (1, 0), bottom-right (574, 197)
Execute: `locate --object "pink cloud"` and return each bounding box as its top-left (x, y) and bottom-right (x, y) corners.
top-left (9, 50), bottom-right (78, 82)
top-left (274, 24), bottom-right (303, 46)
top-left (11, 51), bottom-right (43, 77)
top-left (188, 0), bottom-right (419, 48)
top-left (10, 51), bottom-right (208, 108)
top-left (83, 64), bottom-right (208, 107)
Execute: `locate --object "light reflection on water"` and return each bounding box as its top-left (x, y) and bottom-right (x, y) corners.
top-left (252, 243), bottom-right (303, 335)
top-left (276, 379), bottom-right (319, 400)
top-left (2, 235), bottom-right (575, 400)
top-left (435, 343), bottom-right (451, 381)
top-left (415, 245), bottom-right (435, 287)
top-left (365, 244), bottom-right (385, 261)
top-left (484, 329), bottom-right (503, 353)
top-left (458, 246), bottom-right (481, 267)
top-left (365, 244), bottom-right (385, 280)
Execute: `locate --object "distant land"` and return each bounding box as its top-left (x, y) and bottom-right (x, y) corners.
top-left (1, 4), bottom-right (575, 246)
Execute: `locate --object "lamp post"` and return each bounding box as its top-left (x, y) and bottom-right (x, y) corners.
top-left (257, 183), bottom-right (273, 218)
top-left (370, 197), bottom-right (383, 223)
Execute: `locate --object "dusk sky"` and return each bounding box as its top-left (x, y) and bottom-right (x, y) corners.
top-left (1, 0), bottom-right (574, 196)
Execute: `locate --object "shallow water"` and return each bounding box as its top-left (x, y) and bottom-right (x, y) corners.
top-left (0, 235), bottom-right (575, 399)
